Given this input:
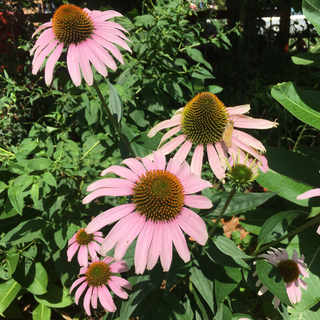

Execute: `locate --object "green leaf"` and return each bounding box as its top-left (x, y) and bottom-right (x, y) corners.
top-left (32, 303), bottom-right (51, 320)
top-left (43, 172), bottom-right (57, 188)
top-left (190, 264), bottom-right (214, 311)
top-left (257, 210), bottom-right (303, 248)
top-left (6, 253), bottom-right (20, 279)
top-left (8, 186), bottom-right (24, 215)
top-left (292, 53), bottom-right (320, 68)
top-left (256, 146), bottom-right (320, 206)
top-left (31, 183), bottom-right (39, 207)
top-left (213, 236), bottom-right (250, 259)
top-left (0, 218), bottom-right (46, 247)
top-left (85, 98), bottom-right (100, 126)
top-left (271, 82), bottom-right (320, 130)
top-left (0, 181), bottom-right (7, 194)
top-left (119, 265), bottom-right (163, 320)
top-left (34, 282), bottom-right (72, 308)
top-left (186, 47), bottom-right (213, 71)
top-left (13, 262), bottom-right (48, 295)
top-left (0, 278), bottom-right (21, 314)
top-left (108, 81), bottom-right (123, 123)
top-left (256, 259), bottom-right (291, 306)
top-left (27, 158), bottom-right (52, 171)
top-left (214, 265), bottom-right (241, 306)
top-left (303, 0), bottom-right (320, 36)
top-left (204, 191), bottom-right (275, 218)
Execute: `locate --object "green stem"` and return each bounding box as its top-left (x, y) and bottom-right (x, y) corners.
top-left (0, 147), bottom-right (14, 156)
top-left (252, 213), bottom-right (320, 257)
top-left (208, 186), bottom-right (238, 237)
top-left (92, 79), bottom-right (135, 157)
top-left (293, 123), bottom-right (307, 152)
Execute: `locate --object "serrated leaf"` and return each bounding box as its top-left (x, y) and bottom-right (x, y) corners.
top-left (271, 82), bottom-right (320, 130)
top-left (0, 278), bottom-right (21, 314)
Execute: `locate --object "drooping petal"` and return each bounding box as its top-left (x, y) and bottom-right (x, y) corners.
top-left (108, 279), bottom-right (129, 299)
top-left (207, 143), bottom-right (226, 180)
top-left (87, 178), bottom-right (134, 191)
top-left (180, 174), bottom-right (212, 194)
top-left (160, 221), bottom-right (173, 272)
top-left (286, 281), bottom-right (301, 305)
top-left (297, 188), bottom-right (320, 200)
top-left (109, 260), bottom-right (129, 273)
top-left (98, 285), bottom-right (117, 312)
top-left (147, 222), bottom-right (162, 270)
top-left (122, 158), bottom-right (147, 177)
top-left (191, 144), bottom-right (204, 177)
top-left (158, 135), bottom-right (186, 156)
top-left (184, 195), bottom-right (212, 209)
top-left (67, 44), bottom-right (81, 87)
top-left (100, 165), bottom-right (139, 181)
top-left (173, 140), bottom-right (193, 164)
top-left (148, 116), bottom-right (181, 138)
top-left (67, 242), bottom-right (79, 262)
top-left (83, 286), bottom-right (93, 315)
top-left (169, 220), bottom-right (190, 263)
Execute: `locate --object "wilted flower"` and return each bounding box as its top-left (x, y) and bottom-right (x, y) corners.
top-left (148, 92), bottom-right (278, 179)
top-left (254, 248), bottom-right (308, 308)
top-left (31, 4), bottom-right (131, 86)
top-left (70, 257), bottom-right (131, 315)
top-left (67, 228), bottom-right (104, 267)
top-left (83, 150), bottom-right (212, 274)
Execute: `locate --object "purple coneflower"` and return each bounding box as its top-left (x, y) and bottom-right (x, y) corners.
top-left (70, 257), bottom-right (131, 315)
top-left (254, 247), bottom-right (308, 308)
top-left (67, 228), bottom-right (104, 267)
top-left (31, 4), bottom-right (131, 86)
top-left (83, 150), bottom-right (212, 274)
top-left (148, 92), bottom-right (278, 179)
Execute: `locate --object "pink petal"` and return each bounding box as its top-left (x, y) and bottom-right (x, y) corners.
top-left (169, 221), bottom-right (190, 263)
top-left (85, 203), bottom-right (135, 234)
top-left (184, 195), bottom-right (213, 209)
top-left (207, 144), bottom-right (226, 180)
top-left (140, 156), bottom-right (154, 172)
top-left (147, 222), bottom-right (162, 270)
top-left (297, 188), bottom-right (320, 200)
top-left (148, 115), bottom-right (181, 138)
top-left (317, 225), bottom-right (320, 235)
top-left (94, 30), bottom-right (131, 52)
top-left (78, 245), bottom-right (88, 267)
top-left (298, 278), bottom-right (308, 290)
top-left (91, 287), bottom-right (98, 309)
top-left (100, 165), bottom-right (138, 181)
top-left (75, 281), bottom-right (87, 304)
top-left (67, 44), bottom-right (81, 87)
top-left (87, 178), bottom-right (134, 191)
top-left (232, 136), bottom-right (263, 162)
top-left (67, 242), bottom-right (79, 262)
top-left (82, 187), bottom-right (133, 203)
top-left (191, 144), bottom-right (204, 177)
top-left (173, 140), bottom-right (193, 164)
top-left (84, 286), bottom-right (93, 315)
top-left (70, 277), bottom-right (86, 294)
top-left (98, 285), bottom-right (116, 312)
top-left (226, 104), bottom-right (250, 115)
top-left (68, 233), bottom-right (77, 246)
top-left (108, 279), bottom-right (129, 299)
top-left (159, 222), bottom-right (173, 272)
top-left (175, 161), bottom-right (191, 180)
top-left (44, 42), bottom-right (63, 86)
top-left (135, 220), bottom-right (154, 274)
top-left (232, 129), bottom-right (266, 152)
top-left (180, 174), bottom-right (212, 194)
top-left (286, 281), bottom-right (301, 304)
top-left (122, 158), bottom-right (146, 177)
top-left (32, 39), bottom-right (58, 74)
top-left (78, 43), bottom-right (93, 86)
top-left (153, 150), bottom-right (166, 171)
top-left (166, 158), bottom-right (181, 176)
top-left (109, 260), bottom-right (129, 273)
top-left (99, 212), bottom-right (138, 256)
top-left (215, 141), bottom-right (228, 169)
top-left (88, 10), bottom-right (123, 22)
top-left (32, 28), bottom-right (56, 59)
top-left (273, 296), bottom-right (281, 309)
top-left (231, 114), bottom-right (278, 129)
top-left (32, 21), bottom-right (52, 38)
top-left (114, 214), bottom-right (146, 261)
top-left (159, 126), bottom-right (182, 146)
top-left (88, 242), bottom-right (100, 259)
top-left (175, 207), bottom-right (208, 245)
top-left (109, 276), bottom-right (132, 291)
top-left (158, 135), bottom-right (186, 155)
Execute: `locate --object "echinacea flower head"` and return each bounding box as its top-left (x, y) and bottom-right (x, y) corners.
top-left (70, 257), bottom-right (131, 315)
top-left (31, 4), bottom-right (131, 86)
top-left (254, 248), bottom-right (308, 308)
top-left (148, 92), bottom-right (278, 179)
top-left (226, 151), bottom-right (260, 189)
top-left (67, 228), bottom-right (104, 267)
top-left (83, 151), bottom-right (213, 274)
